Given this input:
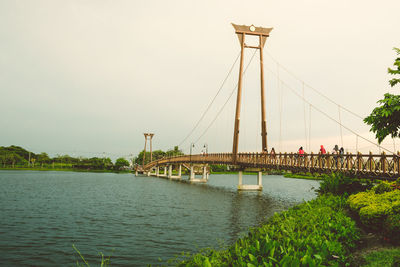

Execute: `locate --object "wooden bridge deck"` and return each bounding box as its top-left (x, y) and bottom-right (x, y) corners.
top-left (142, 152), bottom-right (400, 180)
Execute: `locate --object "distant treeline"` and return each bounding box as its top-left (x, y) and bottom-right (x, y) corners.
top-left (0, 145), bottom-right (185, 171)
top-left (0, 145), bottom-right (127, 171)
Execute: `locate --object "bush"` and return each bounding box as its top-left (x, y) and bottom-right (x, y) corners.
top-left (173, 195), bottom-right (359, 266)
top-left (374, 181), bottom-right (393, 194)
top-left (317, 172), bottom-right (372, 196)
top-left (348, 189), bottom-right (400, 243)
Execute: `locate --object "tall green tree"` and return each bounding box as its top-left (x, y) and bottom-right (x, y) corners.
top-left (115, 157), bottom-right (130, 170)
top-left (364, 48), bottom-right (400, 144)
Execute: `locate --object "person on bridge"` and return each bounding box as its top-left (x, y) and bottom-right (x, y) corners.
top-left (319, 145), bottom-right (326, 154)
top-left (339, 147), bottom-right (345, 166)
top-left (320, 145), bottom-right (327, 167)
top-left (298, 146), bottom-right (305, 164)
top-left (270, 148), bottom-right (276, 161)
top-left (332, 145), bottom-right (339, 166)
top-left (298, 147), bottom-right (305, 156)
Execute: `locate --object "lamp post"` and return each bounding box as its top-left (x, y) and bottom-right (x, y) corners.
top-left (190, 143), bottom-right (195, 163)
top-left (203, 144), bottom-right (208, 155)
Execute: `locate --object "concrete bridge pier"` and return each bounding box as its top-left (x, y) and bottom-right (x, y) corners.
top-left (190, 165), bottom-right (195, 180)
top-left (164, 166), bottom-right (167, 177)
top-left (237, 171), bottom-right (263, 191)
top-left (135, 170), bottom-right (138, 176)
top-left (189, 165), bottom-right (207, 183)
top-left (168, 165), bottom-right (172, 178)
top-left (202, 165), bottom-right (209, 180)
top-left (257, 171), bottom-right (263, 188)
top-left (178, 164), bottom-right (182, 177)
top-left (156, 166), bottom-right (159, 177)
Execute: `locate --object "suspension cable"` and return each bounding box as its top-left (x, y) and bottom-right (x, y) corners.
top-left (178, 51), bottom-right (241, 147)
top-left (193, 50), bottom-right (258, 145)
top-left (302, 82), bottom-right (307, 151)
top-left (308, 104), bottom-right (312, 152)
top-left (277, 64), bottom-right (282, 152)
top-left (338, 106), bottom-right (344, 147)
top-left (264, 49), bottom-right (365, 120)
top-left (278, 78), bottom-right (395, 154)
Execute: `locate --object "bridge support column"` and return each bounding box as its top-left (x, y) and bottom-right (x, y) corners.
top-left (146, 171), bottom-right (150, 176)
top-left (203, 165), bottom-right (208, 180)
top-left (190, 165), bottom-right (195, 180)
top-left (238, 171), bottom-right (243, 186)
top-left (168, 165), bottom-right (172, 178)
top-left (156, 166), bottom-right (159, 177)
top-left (164, 167), bottom-right (167, 176)
top-left (178, 164), bottom-right (182, 178)
top-left (257, 171), bottom-right (263, 187)
top-left (238, 171), bottom-right (263, 191)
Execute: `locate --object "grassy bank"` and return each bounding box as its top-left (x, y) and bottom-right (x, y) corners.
top-left (166, 174), bottom-right (400, 266)
top-left (283, 172), bottom-right (324, 180)
top-left (170, 194), bottom-right (359, 266)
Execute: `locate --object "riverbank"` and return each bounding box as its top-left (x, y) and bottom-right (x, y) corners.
top-left (167, 175), bottom-right (400, 266)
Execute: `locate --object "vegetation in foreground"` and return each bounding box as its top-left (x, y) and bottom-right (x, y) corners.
top-left (359, 247), bottom-right (400, 267)
top-left (348, 180), bottom-right (400, 244)
top-left (171, 194), bottom-right (359, 266)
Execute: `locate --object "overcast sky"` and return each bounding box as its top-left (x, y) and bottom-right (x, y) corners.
top-left (1, 0), bottom-right (399, 159)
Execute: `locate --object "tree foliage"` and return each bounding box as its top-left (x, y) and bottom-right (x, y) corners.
top-left (114, 157), bottom-right (130, 170)
top-left (388, 47), bottom-right (400, 87)
top-left (364, 47), bottom-right (400, 144)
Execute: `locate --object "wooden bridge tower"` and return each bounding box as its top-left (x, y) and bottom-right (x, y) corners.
top-left (143, 133), bottom-right (154, 167)
top-left (231, 23), bottom-right (273, 163)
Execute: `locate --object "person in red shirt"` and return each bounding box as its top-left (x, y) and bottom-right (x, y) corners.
top-left (320, 145), bottom-right (327, 167)
top-left (298, 146), bottom-right (305, 165)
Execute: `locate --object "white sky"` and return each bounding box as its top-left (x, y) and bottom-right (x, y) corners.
top-left (1, 0), bottom-right (399, 159)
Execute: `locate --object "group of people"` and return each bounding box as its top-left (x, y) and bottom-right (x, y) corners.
top-left (317, 144), bottom-right (344, 156)
top-left (266, 145), bottom-right (346, 157)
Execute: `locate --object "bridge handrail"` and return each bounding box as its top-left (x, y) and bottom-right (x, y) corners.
top-left (140, 151), bottom-right (400, 179)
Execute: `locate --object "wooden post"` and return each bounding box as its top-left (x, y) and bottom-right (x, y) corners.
top-left (397, 152), bottom-right (400, 176)
top-left (232, 32), bottom-right (245, 163)
top-left (357, 152), bottom-right (362, 173)
top-left (369, 151), bottom-right (373, 172)
top-left (259, 34), bottom-right (267, 152)
top-left (382, 152), bottom-right (387, 175)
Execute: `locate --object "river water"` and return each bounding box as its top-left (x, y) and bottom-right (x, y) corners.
top-left (0, 170), bottom-right (319, 266)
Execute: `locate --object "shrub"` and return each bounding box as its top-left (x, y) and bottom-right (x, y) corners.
top-left (173, 195), bottom-right (359, 266)
top-left (374, 181), bottom-right (393, 194)
top-left (317, 172), bottom-right (372, 196)
top-left (348, 189), bottom-right (400, 243)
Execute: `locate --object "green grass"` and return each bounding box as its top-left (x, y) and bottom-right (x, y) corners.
top-left (283, 173), bottom-right (324, 180)
top-left (361, 248), bottom-right (400, 267)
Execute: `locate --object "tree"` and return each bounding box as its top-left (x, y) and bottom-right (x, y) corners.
top-left (135, 150), bottom-right (166, 165)
top-left (166, 146), bottom-right (184, 157)
top-left (37, 152), bottom-right (51, 167)
top-left (364, 48), bottom-right (400, 144)
top-left (115, 157), bottom-right (130, 170)
top-left (388, 47), bottom-right (400, 87)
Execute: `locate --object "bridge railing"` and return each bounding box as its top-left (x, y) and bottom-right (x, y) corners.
top-left (142, 151), bottom-right (400, 179)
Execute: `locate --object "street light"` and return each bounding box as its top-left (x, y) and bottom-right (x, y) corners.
top-left (203, 144), bottom-right (208, 155)
top-left (190, 143), bottom-right (195, 163)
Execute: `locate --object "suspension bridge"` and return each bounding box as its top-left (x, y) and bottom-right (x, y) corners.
top-left (136, 23), bottom-right (400, 190)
